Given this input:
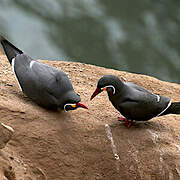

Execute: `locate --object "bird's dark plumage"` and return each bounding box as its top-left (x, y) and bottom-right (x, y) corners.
top-left (91, 75), bottom-right (179, 126)
top-left (0, 35), bottom-right (88, 111)
top-left (161, 102), bottom-right (180, 115)
top-left (0, 35), bottom-right (23, 64)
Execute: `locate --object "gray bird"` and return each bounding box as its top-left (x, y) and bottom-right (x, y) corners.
top-left (91, 75), bottom-right (180, 127)
top-left (0, 35), bottom-right (88, 111)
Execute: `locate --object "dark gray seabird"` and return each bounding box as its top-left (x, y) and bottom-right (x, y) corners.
top-left (91, 75), bottom-right (180, 127)
top-left (0, 35), bottom-right (88, 111)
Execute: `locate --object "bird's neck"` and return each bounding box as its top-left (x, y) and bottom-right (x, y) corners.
top-left (106, 82), bottom-right (124, 98)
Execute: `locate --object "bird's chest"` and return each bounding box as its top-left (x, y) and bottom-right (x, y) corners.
top-left (108, 94), bottom-right (123, 109)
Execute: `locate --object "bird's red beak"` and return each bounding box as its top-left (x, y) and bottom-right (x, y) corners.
top-left (77, 102), bottom-right (88, 109)
top-left (90, 88), bottom-right (102, 100)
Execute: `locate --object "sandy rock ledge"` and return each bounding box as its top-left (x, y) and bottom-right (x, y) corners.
top-left (0, 54), bottom-right (179, 180)
top-left (0, 123), bottom-right (14, 149)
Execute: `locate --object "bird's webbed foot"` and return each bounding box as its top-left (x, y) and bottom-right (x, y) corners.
top-left (124, 120), bottom-right (132, 128)
top-left (118, 117), bottom-right (132, 128)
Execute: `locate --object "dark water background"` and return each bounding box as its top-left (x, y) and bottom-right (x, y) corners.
top-left (0, 0), bottom-right (179, 83)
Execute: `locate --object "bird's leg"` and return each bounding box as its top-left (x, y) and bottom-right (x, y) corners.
top-left (118, 117), bottom-right (132, 128)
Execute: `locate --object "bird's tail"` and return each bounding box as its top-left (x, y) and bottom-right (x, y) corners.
top-left (160, 102), bottom-right (180, 116)
top-left (0, 35), bottom-right (23, 64)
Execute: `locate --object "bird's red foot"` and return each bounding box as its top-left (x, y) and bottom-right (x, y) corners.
top-left (124, 120), bottom-right (132, 128)
top-left (118, 117), bottom-right (127, 121)
top-left (118, 117), bottom-right (132, 128)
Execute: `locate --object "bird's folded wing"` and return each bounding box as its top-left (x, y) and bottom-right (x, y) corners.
top-left (30, 61), bottom-right (73, 97)
top-left (125, 82), bottom-right (152, 94)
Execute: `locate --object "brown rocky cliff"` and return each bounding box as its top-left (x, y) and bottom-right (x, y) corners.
top-left (0, 123), bottom-right (14, 149)
top-left (0, 54), bottom-right (180, 180)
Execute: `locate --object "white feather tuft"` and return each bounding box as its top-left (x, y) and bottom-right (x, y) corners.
top-left (105, 85), bottom-right (116, 94)
top-left (64, 103), bottom-right (76, 112)
top-left (156, 100), bottom-right (171, 117)
top-left (156, 95), bottom-right (160, 102)
top-left (12, 58), bottom-right (23, 91)
top-left (30, 61), bottom-right (36, 69)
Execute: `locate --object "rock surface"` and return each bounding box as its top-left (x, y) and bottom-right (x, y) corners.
top-left (0, 123), bottom-right (14, 149)
top-left (0, 54), bottom-right (179, 180)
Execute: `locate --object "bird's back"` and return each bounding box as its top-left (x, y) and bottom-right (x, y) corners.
top-left (0, 35), bottom-right (81, 110)
top-left (110, 82), bottom-right (171, 121)
top-left (14, 54), bottom-right (74, 108)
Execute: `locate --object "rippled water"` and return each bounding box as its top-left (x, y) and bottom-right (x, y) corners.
top-left (0, 0), bottom-right (179, 83)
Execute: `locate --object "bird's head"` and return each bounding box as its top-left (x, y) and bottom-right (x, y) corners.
top-left (63, 92), bottom-right (88, 111)
top-left (90, 75), bottom-right (123, 100)
top-left (64, 102), bottom-right (88, 111)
